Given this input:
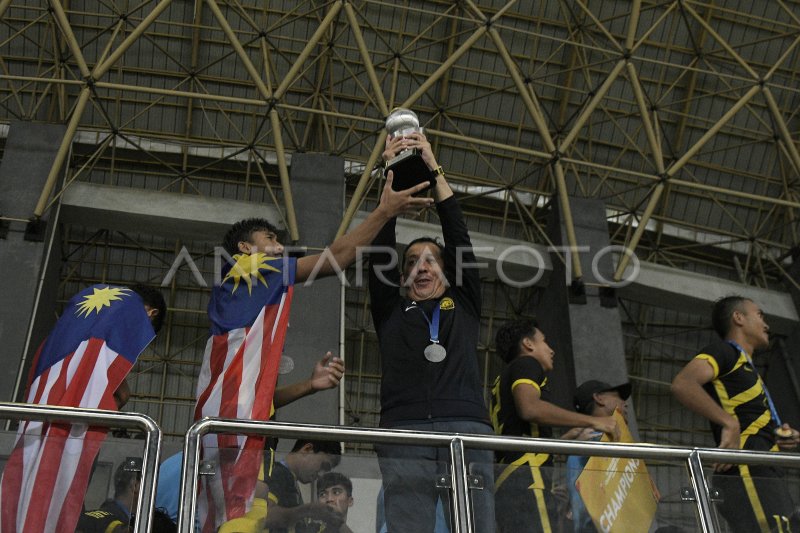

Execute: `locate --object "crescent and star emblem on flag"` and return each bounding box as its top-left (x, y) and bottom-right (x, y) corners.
top-left (75, 286), bottom-right (131, 318)
top-left (224, 253), bottom-right (281, 294)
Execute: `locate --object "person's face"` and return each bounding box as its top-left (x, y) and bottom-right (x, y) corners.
top-left (595, 390), bottom-right (628, 419)
top-left (296, 452), bottom-right (334, 484)
top-left (317, 484), bottom-right (353, 517)
top-left (238, 229), bottom-right (284, 256)
top-left (401, 243), bottom-right (446, 301)
top-left (524, 328), bottom-right (555, 371)
top-left (734, 300), bottom-right (770, 350)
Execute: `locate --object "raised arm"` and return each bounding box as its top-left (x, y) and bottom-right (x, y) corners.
top-left (671, 358), bottom-right (741, 459)
top-left (295, 175), bottom-right (433, 283)
top-left (513, 383), bottom-right (619, 440)
top-left (384, 133), bottom-right (481, 308)
top-left (273, 352), bottom-right (344, 408)
top-left (368, 215), bottom-right (401, 324)
top-left (383, 132), bottom-right (452, 202)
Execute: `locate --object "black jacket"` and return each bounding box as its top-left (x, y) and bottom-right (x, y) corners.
top-left (369, 196), bottom-right (488, 426)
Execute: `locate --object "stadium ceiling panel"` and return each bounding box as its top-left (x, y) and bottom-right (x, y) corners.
top-left (2, 0), bottom-right (798, 289)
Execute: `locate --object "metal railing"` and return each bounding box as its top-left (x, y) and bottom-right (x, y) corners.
top-left (179, 418), bottom-right (800, 533)
top-left (0, 406), bottom-right (796, 532)
top-left (0, 402), bottom-right (162, 533)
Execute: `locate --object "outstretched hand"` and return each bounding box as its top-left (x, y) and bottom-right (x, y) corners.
top-left (309, 351), bottom-right (345, 392)
top-left (592, 416), bottom-right (620, 442)
top-left (378, 171), bottom-right (434, 218)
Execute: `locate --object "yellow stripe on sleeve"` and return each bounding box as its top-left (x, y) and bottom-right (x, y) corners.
top-left (695, 354), bottom-right (720, 380)
top-left (511, 379), bottom-right (541, 393)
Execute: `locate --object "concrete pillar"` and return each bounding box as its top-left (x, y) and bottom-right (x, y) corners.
top-left (0, 121), bottom-right (67, 402)
top-left (765, 256), bottom-right (800, 429)
top-left (275, 154), bottom-right (344, 426)
top-left (535, 195), bottom-right (637, 433)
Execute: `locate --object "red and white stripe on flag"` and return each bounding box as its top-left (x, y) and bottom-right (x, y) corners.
top-left (194, 291), bottom-right (292, 532)
top-left (0, 338), bottom-right (132, 533)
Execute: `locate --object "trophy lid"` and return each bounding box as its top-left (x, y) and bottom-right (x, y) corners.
top-left (386, 108), bottom-right (420, 137)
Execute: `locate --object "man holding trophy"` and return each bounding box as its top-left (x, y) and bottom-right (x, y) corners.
top-left (369, 109), bottom-right (496, 532)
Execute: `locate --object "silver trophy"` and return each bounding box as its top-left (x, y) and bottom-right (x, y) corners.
top-left (384, 108), bottom-right (435, 192)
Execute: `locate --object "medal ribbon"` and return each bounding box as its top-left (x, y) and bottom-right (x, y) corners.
top-left (417, 301), bottom-right (441, 344)
top-left (727, 340), bottom-right (782, 426)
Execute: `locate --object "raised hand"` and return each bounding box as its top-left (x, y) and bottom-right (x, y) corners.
top-left (309, 351), bottom-right (345, 392)
top-left (377, 171), bottom-right (434, 218)
top-left (383, 132), bottom-right (439, 170)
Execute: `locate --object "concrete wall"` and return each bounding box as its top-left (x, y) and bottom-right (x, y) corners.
top-left (275, 154), bottom-right (345, 427)
top-left (0, 121), bottom-right (66, 402)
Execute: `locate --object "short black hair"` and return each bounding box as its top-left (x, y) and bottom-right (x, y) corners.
top-left (291, 439), bottom-right (342, 467)
top-left (113, 461), bottom-right (141, 496)
top-left (131, 284), bottom-right (167, 334)
top-left (495, 318), bottom-right (539, 364)
top-left (711, 295), bottom-right (749, 339)
top-left (402, 237), bottom-right (443, 273)
top-left (223, 218), bottom-right (280, 256)
top-left (317, 471), bottom-right (353, 497)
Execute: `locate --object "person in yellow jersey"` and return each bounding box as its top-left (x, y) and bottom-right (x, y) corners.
top-left (490, 318), bottom-right (619, 533)
top-left (672, 296), bottom-right (799, 533)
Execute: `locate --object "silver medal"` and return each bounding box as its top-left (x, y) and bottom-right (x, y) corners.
top-left (278, 354), bottom-right (295, 374)
top-left (424, 342), bottom-right (447, 362)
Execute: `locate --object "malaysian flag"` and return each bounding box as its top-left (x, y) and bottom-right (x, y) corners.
top-left (0, 285), bottom-right (155, 533)
top-left (194, 253), bottom-right (295, 532)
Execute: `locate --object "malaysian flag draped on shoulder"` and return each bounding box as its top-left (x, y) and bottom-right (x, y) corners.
top-left (194, 253), bottom-right (296, 532)
top-left (0, 285), bottom-right (155, 533)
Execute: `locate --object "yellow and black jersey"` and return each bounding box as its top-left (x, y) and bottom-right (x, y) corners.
top-left (75, 510), bottom-right (126, 533)
top-left (490, 356), bottom-right (553, 464)
top-left (695, 340), bottom-right (777, 451)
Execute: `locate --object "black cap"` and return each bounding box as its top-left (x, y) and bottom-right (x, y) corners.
top-left (574, 380), bottom-right (631, 414)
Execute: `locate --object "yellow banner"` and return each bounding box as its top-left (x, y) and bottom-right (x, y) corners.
top-left (575, 411), bottom-right (658, 533)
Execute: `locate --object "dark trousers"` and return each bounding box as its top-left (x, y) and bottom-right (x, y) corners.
top-left (713, 464), bottom-right (795, 533)
top-left (376, 420), bottom-right (496, 533)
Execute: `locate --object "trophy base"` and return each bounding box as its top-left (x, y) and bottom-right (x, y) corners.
top-left (385, 149), bottom-right (435, 193)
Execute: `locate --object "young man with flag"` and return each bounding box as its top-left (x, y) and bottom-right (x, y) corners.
top-left (0, 283), bottom-right (166, 533)
top-left (194, 174), bottom-right (433, 532)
